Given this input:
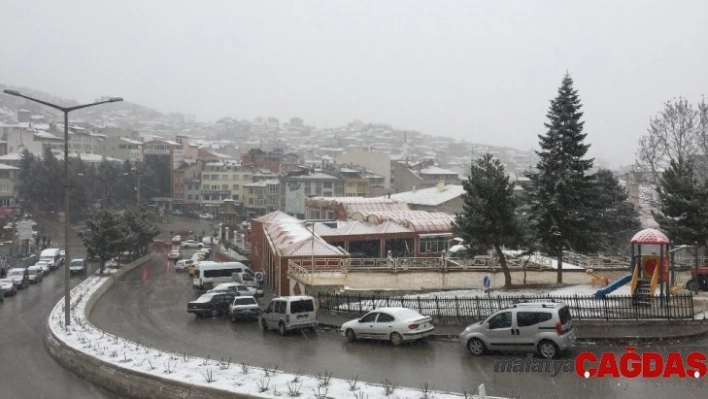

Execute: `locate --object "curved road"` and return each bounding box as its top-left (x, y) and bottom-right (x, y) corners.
top-left (91, 253), bottom-right (707, 399)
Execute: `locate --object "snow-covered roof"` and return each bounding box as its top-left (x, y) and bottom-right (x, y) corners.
top-left (265, 218), bottom-right (347, 257)
top-left (0, 163), bottom-right (19, 170)
top-left (417, 166), bottom-right (460, 175)
top-left (388, 184), bottom-right (464, 206)
top-left (0, 153), bottom-right (23, 161)
top-left (34, 131), bottom-right (62, 140)
top-left (313, 221), bottom-right (379, 237)
top-left (350, 210), bottom-right (455, 233)
top-left (120, 137), bottom-right (142, 145)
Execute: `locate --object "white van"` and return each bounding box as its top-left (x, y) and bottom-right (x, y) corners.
top-left (193, 261), bottom-right (253, 290)
top-left (39, 248), bottom-right (62, 271)
top-left (261, 296), bottom-right (318, 335)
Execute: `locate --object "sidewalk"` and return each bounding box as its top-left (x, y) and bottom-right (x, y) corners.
top-left (317, 310), bottom-right (708, 342)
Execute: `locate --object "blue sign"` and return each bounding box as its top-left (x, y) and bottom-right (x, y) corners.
top-left (483, 275), bottom-right (491, 290)
top-left (255, 272), bottom-right (264, 282)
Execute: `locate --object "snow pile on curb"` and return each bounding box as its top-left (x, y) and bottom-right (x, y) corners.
top-left (49, 276), bottom-right (505, 399)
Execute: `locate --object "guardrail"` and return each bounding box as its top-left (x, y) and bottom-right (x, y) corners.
top-left (318, 292), bottom-right (696, 321)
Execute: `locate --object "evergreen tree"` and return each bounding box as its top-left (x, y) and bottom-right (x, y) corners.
top-left (587, 169), bottom-right (641, 254)
top-left (653, 158), bottom-right (708, 247)
top-left (526, 74), bottom-right (594, 283)
top-left (452, 154), bottom-right (523, 287)
top-left (84, 209), bottom-right (129, 274)
top-left (123, 205), bottom-right (160, 256)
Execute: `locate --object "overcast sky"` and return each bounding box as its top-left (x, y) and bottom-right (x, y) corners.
top-left (2, 1), bottom-right (707, 167)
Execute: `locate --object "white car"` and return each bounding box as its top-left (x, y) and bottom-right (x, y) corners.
top-left (174, 259), bottom-right (194, 272)
top-left (340, 307), bottom-right (434, 346)
top-left (180, 239), bottom-right (202, 249)
top-left (172, 235), bottom-right (182, 244)
top-left (167, 249), bottom-right (182, 260)
top-left (34, 261), bottom-right (50, 274)
top-left (27, 266), bottom-right (44, 283)
top-left (228, 295), bottom-right (260, 321)
top-left (208, 282), bottom-right (264, 298)
top-left (69, 259), bottom-right (86, 274)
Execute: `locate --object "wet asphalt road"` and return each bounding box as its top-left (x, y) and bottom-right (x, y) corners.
top-left (0, 220), bottom-right (119, 399)
top-left (90, 252), bottom-right (708, 399)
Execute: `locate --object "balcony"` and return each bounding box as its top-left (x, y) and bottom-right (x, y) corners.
top-left (201, 190), bottom-right (231, 196)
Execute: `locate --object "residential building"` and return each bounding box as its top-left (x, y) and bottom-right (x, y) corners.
top-left (0, 163), bottom-right (19, 216)
top-left (391, 159), bottom-right (461, 193)
top-left (200, 161), bottom-right (254, 214)
top-left (281, 170), bottom-right (345, 218)
top-left (241, 148), bottom-right (299, 173)
top-left (244, 179), bottom-right (280, 218)
top-left (336, 147), bottom-right (392, 189)
top-left (142, 139), bottom-right (180, 200)
top-left (101, 137), bottom-right (142, 162)
top-left (172, 161), bottom-right (202, 212)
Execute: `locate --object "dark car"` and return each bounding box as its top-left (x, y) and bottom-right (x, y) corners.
top-left (187, 292), bottom-right (235, 318)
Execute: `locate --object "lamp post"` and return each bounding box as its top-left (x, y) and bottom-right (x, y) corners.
top-left (3, 89), bottom-right (122, 327)
top-left (123, 163), bottom-right (142, 206)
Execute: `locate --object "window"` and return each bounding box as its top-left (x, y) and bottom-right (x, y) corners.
top-left (377, 313), bottom-right (394, 322)
top-left (232, 184), bottom-right (239, 190)
top-left (517, 312), bottom-right (551, 327)
top-left (221, 184), bottom-right (228, 190)
top-left (290, 299), bottom-right (314, 314)
top-left (203, 175), bottom-right (210, 180)
top-left (248, 198), bottom-right (254, 205)
top-left (488, 312), bottom-right (512, 329)
top-left (360, 312), bottom-right (378, 323)
top-left (419, 236), bottom-right (449, 253)
top-left (323, 182), bottom-right (332, 188)
top-left (211, 174), bottom-right (218, 180)
top-left (558, 306), bottom-right (572, 325)
top-left (274, 301), bottom-right (286, 313)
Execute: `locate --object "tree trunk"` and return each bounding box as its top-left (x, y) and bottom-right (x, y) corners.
top-left (557, 248), bottom-right (563, 284)
top-left (493, 244), bottom-right (513, 288)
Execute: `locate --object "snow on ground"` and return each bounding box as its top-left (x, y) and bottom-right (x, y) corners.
top-left (50, 276), bottom-right (509, 399)
top-left (500, 250), bottom-right (585, 270)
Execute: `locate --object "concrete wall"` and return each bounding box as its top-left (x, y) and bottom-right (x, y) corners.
top-left (294, 270), bottom-right (696, 291)
top-left (45, 252), bottom-right (262, 399)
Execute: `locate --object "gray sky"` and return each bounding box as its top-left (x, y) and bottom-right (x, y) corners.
top-left (2, 1), bottom-right (707, 167)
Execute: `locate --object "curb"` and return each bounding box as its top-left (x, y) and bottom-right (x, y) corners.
top-left (317, 322), bottom-right (708, 344)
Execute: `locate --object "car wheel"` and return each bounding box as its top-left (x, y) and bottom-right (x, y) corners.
top-left (345, 329), bottom-right (357, 342)
top-left (210, 309), bottom-right (218, 318)
top-left (279, 322), bottom-right (287, 336)
top-left (261, 318), bottom-right (268, 331)
top-left (538, 340), bottom-right (559, 359)
top-left (686, 279), bottom-right (700, 292)
top-left (467, 338), bottom-right (486, 356)
top-left (390, 332), bottom-right (404, 346)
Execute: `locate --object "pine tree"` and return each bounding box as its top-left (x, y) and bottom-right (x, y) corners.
top-left (526, 74), bottom-right (594, 283)
top-left (452, 154), bottom-right (522, 287)
top-left (84, 209), bottom-right (129, 274)
top-left (654, 158), bottom-right (708, 247)
top-left (586, 169), bottom-right (641, 254)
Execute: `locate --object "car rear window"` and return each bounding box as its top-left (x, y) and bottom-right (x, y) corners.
top-left (289, 299), bottom-right (314, 314)
top-left (234, 298), bottom-right (257, 305)
top-left (558, 306), bottom-right (572, 324)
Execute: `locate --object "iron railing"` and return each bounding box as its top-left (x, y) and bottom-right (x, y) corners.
top-left (318, 293), bottom-right (695, 320)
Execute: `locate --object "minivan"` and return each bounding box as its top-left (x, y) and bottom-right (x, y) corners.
top-left (261, 296), bottom-right (318, 335)
top-left (39, 248), bottom-right (62, 271)
top-left (458, 301), bottom-right (575, 359)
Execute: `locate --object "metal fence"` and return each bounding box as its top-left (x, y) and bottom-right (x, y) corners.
top-left (317, 293), bottom-right (695, 321)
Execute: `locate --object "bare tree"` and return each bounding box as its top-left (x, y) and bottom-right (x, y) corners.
top-left (636, 97), bottom-right (701, 185)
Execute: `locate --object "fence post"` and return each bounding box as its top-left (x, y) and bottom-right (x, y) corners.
top-left (358, 294), bottom-right (362, 313)
top-left (372, 295), bottom-right (376, 310)
top-left (604, 296), bottom-right (609, 321)
top-left (475, 297), bottom-right (480, 319)
top-left (417, 296), bottom-right (422, 313)
top-left (386, 296), bottom-right (390, 308)
top-left (455, 296), bottom-right (460, 319)
top-left (435, 296), bottom-right (441, 318)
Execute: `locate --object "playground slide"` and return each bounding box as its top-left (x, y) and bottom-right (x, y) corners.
top-left (594, 274), bottom-right (632, 298)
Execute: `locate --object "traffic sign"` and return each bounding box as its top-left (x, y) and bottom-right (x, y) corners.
top-left (255, 272), bottom-right (264, 282)
top-left (16, 221), bottom-right (33, 240)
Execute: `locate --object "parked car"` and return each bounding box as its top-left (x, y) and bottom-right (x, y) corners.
top-left (208, 282), bottom-right (264, 298)
top-left (340, 307), bottom-right (434, 346)
top-left (175, 259), bottom-right (194, 272)
top-left (180, 239), bottom-right (202, 249)
top-left (261, 296), bottom-right (318, 335)
top-left (59, 250), bottom-right (66, 262)
top-left (105, 258), bottom-right (119, 268)
top-left (167, 249), bottom-right (182, 260)
top-left (229, 296), bottom-right (260, 321)
top-left (458, 301), bottom-right (576, 359)
top-left (6, 268), bottom-right (29, 289)
top-left (187, 292), bottom-right (235, 318)
top-left (152, 240), bottom-right (170, 250)
top-left (172, 235), bottom-right (182, 244)
top-left (27, 266), bottom-right (44, 283)
top-left (69, 259), bottom-right (87, 274)
top-left (0, 278), bottom-right (17, 296)
top-left (171, 209), bottom-right (184, 215)
top-left (34, 261), bottom-right (50, 274)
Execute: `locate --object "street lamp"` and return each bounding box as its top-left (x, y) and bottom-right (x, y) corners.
top-left (3, 89), bottom-right (122, 327)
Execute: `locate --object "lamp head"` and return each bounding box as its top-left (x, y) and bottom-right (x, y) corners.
top-left (108, 97), bottom-right (123, 102)
top-left (3, 89), bottom-right (21, 96)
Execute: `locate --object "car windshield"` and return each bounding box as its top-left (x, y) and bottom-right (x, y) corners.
top-left (8, 271), bottom-right (23, 277)
top-left (193, 294), bottom-right (216, 303)
top-left (0, 279), bottom-right (13, 285)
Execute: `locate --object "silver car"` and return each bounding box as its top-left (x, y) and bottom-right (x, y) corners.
top-left (459, 301), bottom-right (576, 359)
top-left (0, 278), bottom-right (17, 296)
